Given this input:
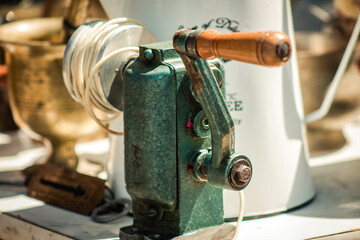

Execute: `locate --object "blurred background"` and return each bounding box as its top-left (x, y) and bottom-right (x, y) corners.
top-left (0, 1), bottom-right (360, 238)
top-left (292, 0), bottom-right (360, 155)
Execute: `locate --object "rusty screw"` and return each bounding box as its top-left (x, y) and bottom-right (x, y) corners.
top-left (147, 207), bottom-right (158, 218)
top-left (230, 160), bottom-right (252, 189)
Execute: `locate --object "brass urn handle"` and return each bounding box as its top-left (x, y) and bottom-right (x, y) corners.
top-left (63, 0), bottom-right (90, 41)
top-left (176, 29), bottom-right (292, 67)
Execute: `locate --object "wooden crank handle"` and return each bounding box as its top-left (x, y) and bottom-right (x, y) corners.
top-left (196, 29), bottom-right (292, 67)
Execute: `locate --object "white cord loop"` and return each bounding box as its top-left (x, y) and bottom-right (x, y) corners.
top-left (232, 190), bottom-right (244, 240)
top-left (63, 18), bottom-right (142, 135)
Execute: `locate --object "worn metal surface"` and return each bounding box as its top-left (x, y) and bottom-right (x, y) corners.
top-left (121, 41), bottom-right (226, 238)
top-left (178, 55), bottom-right (235, 166)
top-left (123, 42), bottom-right (178, 213)
top-left (173, 30), bottom-right (252, 191)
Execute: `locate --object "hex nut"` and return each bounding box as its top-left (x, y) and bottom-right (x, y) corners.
top-left (229, 159), bottom-right (252, 189)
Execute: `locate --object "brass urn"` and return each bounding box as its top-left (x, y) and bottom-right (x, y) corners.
top-left (0, 18), bottom-right (104, 169)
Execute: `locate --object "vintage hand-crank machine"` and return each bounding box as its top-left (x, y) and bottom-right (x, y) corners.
top-left (100, 0), bottom-right (315, 220)
top-left (62, 14), bottom-right (291, 238)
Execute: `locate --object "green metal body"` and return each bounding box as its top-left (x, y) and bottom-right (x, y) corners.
top-left (121, 42), bottom-right (225, 239)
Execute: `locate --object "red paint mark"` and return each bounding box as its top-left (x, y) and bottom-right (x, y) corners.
top-left (186, 162), bottom-right (194, 172)
top-left (186, 119), bottom-right (193, 129)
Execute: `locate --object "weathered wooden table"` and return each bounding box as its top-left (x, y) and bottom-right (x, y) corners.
top-left (1, 126), bottom-right (360, 239)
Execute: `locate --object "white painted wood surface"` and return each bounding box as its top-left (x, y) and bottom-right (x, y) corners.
top-left (2, 127), bottom-right (360, 239)
top-left (0, 205), bottom-right (132, 240)
top-left (0, 214), bottom-right (72, 240)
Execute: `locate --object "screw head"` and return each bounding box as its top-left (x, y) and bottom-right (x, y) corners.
top-left (236, 165), bottom-right (251, 182)
top-left (201, 117), bottom-right (209, 130)
top-left (192, 110), bottom-right (210, 138)
top-left (147, 207), bottom-right (158, 218)
top-left (143, 49), bottom-right (154, 61)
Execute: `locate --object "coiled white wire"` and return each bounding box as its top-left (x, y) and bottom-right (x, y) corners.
top-left (63, 18), bottom-right (142, 135)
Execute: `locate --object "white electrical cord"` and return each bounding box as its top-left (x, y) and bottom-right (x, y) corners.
top-left (304, 12), bottom-right (360, 123)
top-left (63, 18), bottom-right (142, 135)
top-left (232, 191), bottom-right (244, 240)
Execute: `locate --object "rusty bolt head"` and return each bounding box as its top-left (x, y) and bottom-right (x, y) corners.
top-left (236, 165), bottom-right (251, 182)
top-left (230, 160), bottom-right (252, 189)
